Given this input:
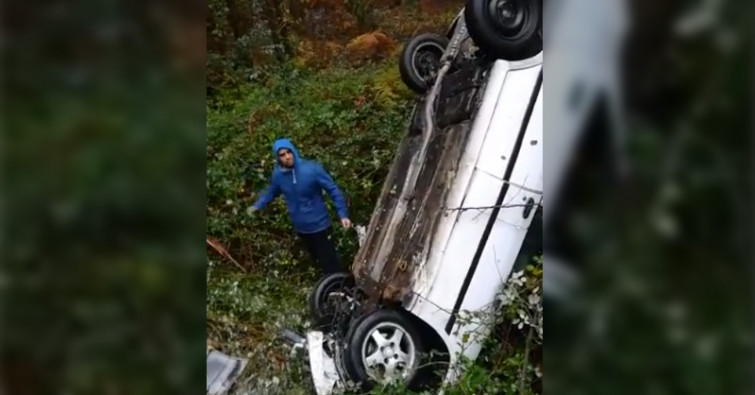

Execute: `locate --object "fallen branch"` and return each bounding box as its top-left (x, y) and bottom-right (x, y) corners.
top-left (207, 237), bottom-right (248, 273)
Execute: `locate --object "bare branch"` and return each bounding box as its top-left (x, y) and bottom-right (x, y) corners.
top-left (501, 178), bottom-right (543, 195)
top-left (445, 203), bottom-right (542, 213)
top-left (207, 237), bottom-right (248, 273)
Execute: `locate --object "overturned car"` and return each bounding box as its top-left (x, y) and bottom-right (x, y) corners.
top-left (301, 0), bottom-right (544, 392)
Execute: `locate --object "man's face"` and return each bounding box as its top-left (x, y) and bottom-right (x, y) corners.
top-left (277, 148), bottom-right (294, 168)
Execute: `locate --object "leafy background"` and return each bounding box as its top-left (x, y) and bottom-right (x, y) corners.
top-left (206, 0), bottom-right (543, 393)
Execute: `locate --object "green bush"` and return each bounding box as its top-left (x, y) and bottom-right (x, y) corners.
top-left (207, 60), bottom-right (414, 276)
top-left (207, 58), bottom-right (542, 394)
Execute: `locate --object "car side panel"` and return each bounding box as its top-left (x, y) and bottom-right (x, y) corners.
top-left (406, 61), bottom-right (509, 301)
top-left (454, 83), bottom-right (543, 361)
top-left (408, 170), bottom-right (503, 329)
top-left (409, 61), bottom-right (543, 361)
top-left (475, 65), bottom-right (541, 180)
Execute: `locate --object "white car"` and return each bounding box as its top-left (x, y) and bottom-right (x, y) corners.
top-left (297, 0), bottom-right (630, 392)
top-left (303, 1), bottom-right (545, 393)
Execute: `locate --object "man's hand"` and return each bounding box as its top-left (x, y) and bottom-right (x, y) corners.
top-left (246, 206), bottom-right (258, 217)
top-left (340, 218), bottom-right (352, 229)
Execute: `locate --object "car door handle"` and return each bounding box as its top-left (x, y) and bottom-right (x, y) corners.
top-left (522, 197), bottom-right (535, 219)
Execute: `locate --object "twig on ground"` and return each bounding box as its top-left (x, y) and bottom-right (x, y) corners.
top-left (207, 237), bottom-right (248, 273)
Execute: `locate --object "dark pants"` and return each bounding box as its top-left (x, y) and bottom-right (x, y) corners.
top-left (297, 227), bottom-right (342, 275)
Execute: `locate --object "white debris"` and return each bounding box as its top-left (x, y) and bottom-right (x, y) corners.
top-left (355, 224), bottom-right (367, 246)
top-left (207, 349), bottom-right (248, 394)
top-left (307, 331), bottom-right (340, 395)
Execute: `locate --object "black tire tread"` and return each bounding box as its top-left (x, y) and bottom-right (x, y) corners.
top-left (399, 33), bottom-right (450, 94)
top-left (308, 272), bottom-right (352, 324)
top-left (464, 0), bottom-right (542, 60)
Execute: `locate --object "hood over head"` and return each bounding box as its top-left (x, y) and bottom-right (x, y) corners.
top-left (272, 138), bottom-right (300, 168)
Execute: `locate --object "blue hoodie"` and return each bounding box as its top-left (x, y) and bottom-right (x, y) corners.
top-left (252, 138), bottom-right (349, 234)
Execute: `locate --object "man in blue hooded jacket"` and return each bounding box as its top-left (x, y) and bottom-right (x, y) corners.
top-left (247, 138), bottom-right (351, 275)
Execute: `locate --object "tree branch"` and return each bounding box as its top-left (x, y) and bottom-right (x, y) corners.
top-left (445, 203), bottom-right (542, 213)
top-left (519, 326), bottom-right (534, 394)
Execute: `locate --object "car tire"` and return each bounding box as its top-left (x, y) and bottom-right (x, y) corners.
top-left (464, 0), bottom-right (542, 60)
top-left (342, 309), bottom-right (426, 391)
top-left (308, 272), bottom-right (353, 328)
top-left (399, 33), bottom-right (449, 94)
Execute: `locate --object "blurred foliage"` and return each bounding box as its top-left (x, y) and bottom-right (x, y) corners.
top-left (2, 1), bottom-right (207, 394)
top-left (546, 0), bottom-right (752, 394)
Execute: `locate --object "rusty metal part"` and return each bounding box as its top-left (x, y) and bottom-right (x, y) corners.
top-left (351, 16), bottom-right (481, 308)
top-left (353, 120), bottom-right (471, 305)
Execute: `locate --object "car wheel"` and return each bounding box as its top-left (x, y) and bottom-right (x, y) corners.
top-left (343, 309), bottom-right (425, 391)
top-left (399, 33), bottom-right (449, 94)
top-left (308, 272), bottom-right (353, 328)
top-left (464, 0), bottom-right (542, 60)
